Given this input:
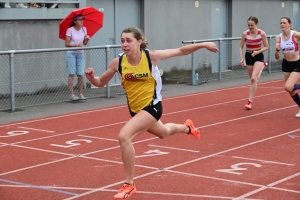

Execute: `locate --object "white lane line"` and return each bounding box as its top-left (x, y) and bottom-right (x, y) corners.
top-left (102, 189), bottom-right (239, 199)
top-left (77, 135), bottom-right (119, 142)
top-left (148, 144), bottom-right (200, 153)
top-left (198, 105), bottom-right (295, 129)
top-left (108, 189), bottom-right (264, 200)
top-left (165, 128), bottom-right (300, 170)
top-left (232, 156), bottom-right (294, 166)
top-left (63, 170), bottom-right (161, 200)
top-left (0, 157), bottom-right (73, 176)
top-left (0, 184), bottom-right (93, 191)
top-left (18, 126), bottom-right (55, 133)
top-left (168, 169), bottom-right (300, 194)
top-left (11, 121), bottom-right (127, 145)
top-left (82, 137), bottom-right (158, 156)
top-left (10, 91), bottom-right (289, 146)
top-left (0, 143), bottom-right (9, 148)
top-left (63, 128), bottom-right (300, 200)
top-left (267, 172), bottom-right (300, 187)
top-left (0, 79), bottom-right (284, 128)
top-left (256, 87), bottom-right (283, 89)
top-left (80, 155), bottom-right (157, 170)
top-left (234, 172), bottom-right (300, 199)
top-left (166, 91), bottom-right (286, 116)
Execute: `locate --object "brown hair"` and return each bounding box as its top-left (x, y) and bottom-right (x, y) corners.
top-left (121, 26), bottom-right (148, 49)
top-left (281, 16), bottom-right (294, 30)
top-left (247, 16), bottom-right (259, 24)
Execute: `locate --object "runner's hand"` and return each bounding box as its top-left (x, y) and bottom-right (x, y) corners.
top-left (205, 42), bottom-right (219, 53)
top-left (239, 59), bottom-right (244, 67)
top-left (85, 68), bottom-right (95, 80)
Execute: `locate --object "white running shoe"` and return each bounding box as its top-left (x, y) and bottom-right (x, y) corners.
top-left (79, 94), bottom-right (86, 100)
top-left (16, 3), bottom-right (28, 8)
top-left (4, 2), bottom-right (11, 8)
top-left (70, 94), bottom-right (79, 101)
top-left (296, 110), bottom-right (300, 118)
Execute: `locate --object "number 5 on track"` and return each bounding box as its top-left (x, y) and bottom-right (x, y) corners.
top-left (216, 163), bottom-right (261, 175)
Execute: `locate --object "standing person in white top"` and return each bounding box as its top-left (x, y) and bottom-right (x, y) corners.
top-left (65, 14), bottom-right (90, 101)
top-left (239, 16), bottom-right (269, 110)
top-left (275, 16), bottom-right (300, 117)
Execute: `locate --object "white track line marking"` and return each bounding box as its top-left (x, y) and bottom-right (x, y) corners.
top-left (108, 189), bottom-right (264, 200)
top-left (102, 189), bottom-right (239, 199)
top-left (17, 126), bottom-right (55, 133)
top-left (0, 79), bottom-right (283, 128)
top-left (0, 144), bottom-right (9, 148)
top-left (63, 128), bottom-right (300, 200)
top-left (0, 137), bottom-right (158, 176)
top-left (77, 135), bottom-right (118, 142)
top-left (167, 91), bottom-right (286, 116)
top-left (198, 105), bottom-right (295, 129)
top-left (232, 156), bottom-right (294, 166)
top-left (82, 137), bottom-right (158, 156)
top-left (234, 172), bottom-right (300, 199)
top-left (63, 170), bottom-right (161, 200)
top-left (0, 157), bottom-right (73, 176)
top-left (168, 169), bottom-right (300, 194)
top-left (11, 121), bottom-right (127, 145)
top-left (148, 144), bottom-right (200, 153)
top-left (255, 87), bottom-right (283, 89)
top-left (80, 155), bottom-right (157, 170)
top-left (0, 184), bottom-right (93, 191)
top-left (9, 91), bottom-right (288, 146)
top-left (166, 128), bottom-right (300, 170)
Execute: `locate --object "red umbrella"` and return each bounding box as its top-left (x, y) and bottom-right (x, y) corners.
top-left (59, 6), bottom-right (104, 40)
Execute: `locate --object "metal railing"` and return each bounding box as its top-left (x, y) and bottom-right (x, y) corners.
top-left (0, 36), bottom-right (285, 112)
top-left (182, 35), bottom-right (282, 85)
top-left (0, 45), bottom-right (124, 112)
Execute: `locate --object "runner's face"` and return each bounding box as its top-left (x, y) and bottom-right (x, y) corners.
top-left (280, 19), bottom-right (290, 31)
top-left (247, 21), bottom-right (257, 32)
top-left (121, 33), bottom-right (141, 55)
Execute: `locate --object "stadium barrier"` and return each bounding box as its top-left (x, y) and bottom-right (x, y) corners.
top-left (0, 36), bottom-right (284, 111)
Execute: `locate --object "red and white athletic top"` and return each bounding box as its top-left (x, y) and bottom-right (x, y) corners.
top-left (279, 30), bottom-right (299, 54)
top-left (245, 29), bottom-right (262, 49)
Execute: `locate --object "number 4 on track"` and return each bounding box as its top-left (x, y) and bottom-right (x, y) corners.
top-left (135, 149), bottom-right (169, 158)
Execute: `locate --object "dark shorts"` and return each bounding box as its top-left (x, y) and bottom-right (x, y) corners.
top-left (129, 101), bottom-right (163, 121)
top-left (245, 50), bottom-right (264, 66)
top-left (282, 59), bottom-right (300, 73)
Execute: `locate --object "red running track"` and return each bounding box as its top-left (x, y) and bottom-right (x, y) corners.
top-left (0, 79), bottom-right (299, 200)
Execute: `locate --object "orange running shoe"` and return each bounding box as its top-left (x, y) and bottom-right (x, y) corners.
top-left (114, 183), bottom-right (137, 199)
top-left (184, 119), bottom-right (200, 140)
top-left (245, 101), bottom-right (252, 110)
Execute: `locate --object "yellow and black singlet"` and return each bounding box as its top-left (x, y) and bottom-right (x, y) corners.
top-left (118, 49), bottom-right (162, 113)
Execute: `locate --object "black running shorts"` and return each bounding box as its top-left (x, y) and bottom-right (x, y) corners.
top-left (129, 101), bottom-right (162, 121)
top-left (282, 59), bottom-right (300, 73)
top-left (245, 50), bottom-right (264, 66)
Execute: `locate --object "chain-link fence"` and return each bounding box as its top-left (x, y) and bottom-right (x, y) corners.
top-left (182, 35), bottom-right (283, 85)
top-left (1, 36), bottom-right (285, 111)
top-left (0, 45), bottom-right (124, 111)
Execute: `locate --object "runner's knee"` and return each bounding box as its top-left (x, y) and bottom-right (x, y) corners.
top-left (284, 84), bottom-right (293, 93)
top-left (250, 77), bottom-right (257, 84)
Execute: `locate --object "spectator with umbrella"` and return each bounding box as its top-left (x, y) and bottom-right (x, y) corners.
top-left (65, 14), bottom-right (90, 101)
top-left (60, 6), bottom-right (104, 101)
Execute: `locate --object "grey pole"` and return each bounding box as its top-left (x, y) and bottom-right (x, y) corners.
top-left (191, 41), bottom-right (195, 85)
top-left (267, 36), bottom-right (271, 74)
top-left (105, 46), bottom-right (111, 98)
top-left (218, 39), bottom-right (222, 81)
top-left (9, 50), bottom-right (15, 112)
